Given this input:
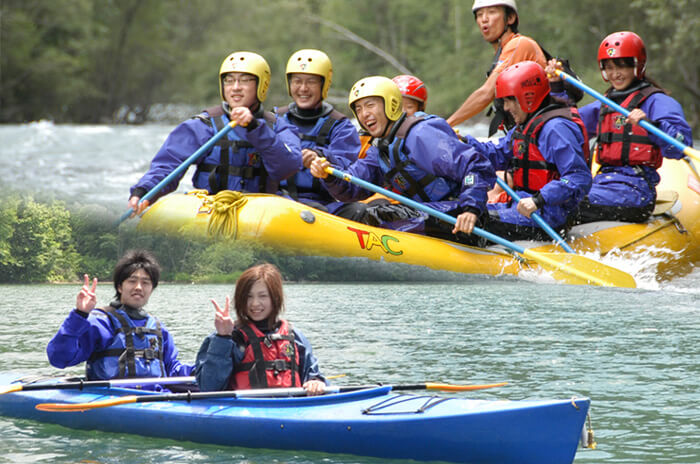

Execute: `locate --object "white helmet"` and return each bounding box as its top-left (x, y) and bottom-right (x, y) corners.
top-left (471, 0), bottom-right (517, 13)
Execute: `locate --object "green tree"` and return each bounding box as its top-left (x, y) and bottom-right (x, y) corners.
top-left (0, 196), bottom-right (80, 282)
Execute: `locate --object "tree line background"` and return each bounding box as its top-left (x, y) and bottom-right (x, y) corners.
top-left (2, 0), bottom-right (698, 130)
top-left (1, 0), bottom-right (698, 283)
top-left (0, 192), bottom-right (468, 283)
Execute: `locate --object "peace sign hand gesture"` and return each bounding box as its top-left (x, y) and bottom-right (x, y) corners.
top-left (212, 297), bottom-right (235, 336)
top-left (76, 274), bottom-right (98, 314)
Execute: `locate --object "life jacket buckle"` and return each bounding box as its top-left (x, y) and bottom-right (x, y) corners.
top-left (270, 359), bottom-right (288, 375)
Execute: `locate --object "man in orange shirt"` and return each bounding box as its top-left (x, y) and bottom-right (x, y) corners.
top-left (447, 0), bottom-right (546, 129)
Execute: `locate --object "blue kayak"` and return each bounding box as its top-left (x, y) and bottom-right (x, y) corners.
top-left (0, 372), bottom-right (590, 464)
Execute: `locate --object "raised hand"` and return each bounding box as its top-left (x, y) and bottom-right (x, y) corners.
top-left (211, 297), bottom-right (235, 336)
top-left (76, 274), bottom-right (98, 314)
top-left (545, 58), bottom-right (563, 82)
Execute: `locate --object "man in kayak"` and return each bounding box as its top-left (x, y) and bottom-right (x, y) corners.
top-left (47, 249), bottom-right (193, 381)
top-left (127, 51), bottom-right (301, 215)
top-left (195, 263), bottom-right (326, 395)
top-left (457, 61), bottom-right (592, 240)
top-left (446, 0), bottom-right (545, 131)
top-left (275, 49), bottom-right (360, 214)
top-left (309, 76), bottom-right (495, 242)
top-left (547, 31), bottom-right (694, 224)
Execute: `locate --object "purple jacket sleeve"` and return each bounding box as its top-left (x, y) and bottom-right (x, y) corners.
top-left (160, 323), bottom-right (194, 377)
top-left (130, 118), bottom-right (213, 201)
top-left (406, 118), bottom-right (494, 213)
top-left (578, 101), bottom-right (602, 141)
top-left (641, 93), bottom-right (693, 159)
top-left (322, 147), bottom-right (383, 202)
top-left (130, 114), bottom-right (302, 200)
top-left (537, 118), bottom-right (592, 206)
top-left (46, 309), bottom-right (112, 369)
top-left (317, 118), bottom-right (362, 170)
top-left (461, 133), bottom-right (513, 172)
top-left (235, 115), bottom-right (302, 181)
top-left (292, 328), bottom-right (326, 385)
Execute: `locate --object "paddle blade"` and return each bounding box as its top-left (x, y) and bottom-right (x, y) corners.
top-left (524, 250), bottom-right (636, 288)
top-left (424, 382), bottom-right (508, 392)
top-left (0, 384), bottom-right (22, 395)
top-left (685, 146), bottom-right (700, 164)
top-left (36, 395), bottom-right (138, 412)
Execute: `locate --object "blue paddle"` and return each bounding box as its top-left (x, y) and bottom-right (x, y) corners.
top-left (494, 177), bottom-right (575, 253)
top-left (555, 70), bottom-right (699, 164)
top-left (324, 166), bottom-right (635, 287)
top-left (117, 120), bottom-right (238, 224)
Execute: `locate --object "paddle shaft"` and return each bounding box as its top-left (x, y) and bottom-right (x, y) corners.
top-left (117, 120), bottom-right (238, 224)
top-left (555, 70), bottom-right (699, 163)
top-left (35, 382), bottom-right (507, 411)
top-left (13, 376), bottom-right (195, 393)
top-left (325, 167), bottom-right (635, 288)
top-left (326, 167), bottom-right (528, 254)
top-left (494, 178), bottom-right (575, 253)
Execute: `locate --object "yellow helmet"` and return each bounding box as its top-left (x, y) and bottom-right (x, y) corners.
top-left (286, 49), bottom-right (333, 100)
top-left (348, 76), bottom-right (403, 123)
top-left (219, 51), bottom-right (271, 102)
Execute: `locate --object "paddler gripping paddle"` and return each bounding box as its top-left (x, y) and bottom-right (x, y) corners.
top-left (35, 382), bottom-right (507, 412)
top-left (495, 177), bottom-right (575, 254)
top-left (554, 69), bottom-right (700, 165)
top-left (323, 165), bottom-right (636, 288)
top-left (117, 121), bottom-right (238, 225)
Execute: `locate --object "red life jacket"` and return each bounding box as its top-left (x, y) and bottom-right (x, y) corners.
top-left (596, 85), bottom-right (664, 169)
top-left (510, 105), bottom-right (590, 194)
top-left (229, 320), bottom-right (301, 390)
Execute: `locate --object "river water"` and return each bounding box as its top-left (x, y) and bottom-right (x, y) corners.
top-left (0, 123), bottom-right (698, 463)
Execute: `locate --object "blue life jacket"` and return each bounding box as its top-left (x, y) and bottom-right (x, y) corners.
top-left (192, 105), bottom-right (276, 193)
top-left (377, 112), bottom-right (459, 203)
top-left (86, 304), bottom-right (165, 380)
top-left (278, 102), bottom-right (345, 199)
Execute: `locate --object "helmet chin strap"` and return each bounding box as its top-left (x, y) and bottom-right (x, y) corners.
top-left (489, 14), bottom-right (512, 45)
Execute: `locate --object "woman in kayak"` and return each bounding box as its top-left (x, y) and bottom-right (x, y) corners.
top-left (547, 31), bottom-right (693, 224)
top-left (195, 263), bottom-right (326, 394)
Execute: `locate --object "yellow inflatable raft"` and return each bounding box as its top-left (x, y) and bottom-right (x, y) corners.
top-left (137, 158), bottom-right (699, 282)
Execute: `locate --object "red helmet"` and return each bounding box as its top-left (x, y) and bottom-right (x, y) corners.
top-left (391, 75), bottom-right (428, 104)
top-left (495, 61), bottom-right (549, 113)
top-left (597, 31), bottom-right (647, 81)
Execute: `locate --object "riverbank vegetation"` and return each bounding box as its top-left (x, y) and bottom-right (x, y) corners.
top-left (0, 193), bottom-right (465, 284)
top-left (2, 0), bottom-right (697, 130)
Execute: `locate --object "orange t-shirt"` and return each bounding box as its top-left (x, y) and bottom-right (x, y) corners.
top-left (492, 33), bottom-right (546, 75)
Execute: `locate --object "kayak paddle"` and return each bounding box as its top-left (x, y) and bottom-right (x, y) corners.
top-left (117, 120), bottom-right (238, 225)
top-left (35, 381), bottom-right (507, 412)
top-left (325, 166), bottom-right (636, 288)
top-left (554, 69), bottom-right (700, 164)
top-left (0, 376), bottom-right (196, 395)
top-left (495, 177), bottom-right (575, 254)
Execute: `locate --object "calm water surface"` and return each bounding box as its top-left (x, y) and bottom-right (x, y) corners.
top-left (0, 280), bottom-right (698, 463)
top-left (0, 123), bottom-right (698, 463)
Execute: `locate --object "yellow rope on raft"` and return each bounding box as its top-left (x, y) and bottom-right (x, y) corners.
top-left (206, 190), bottom-right (248, 239)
